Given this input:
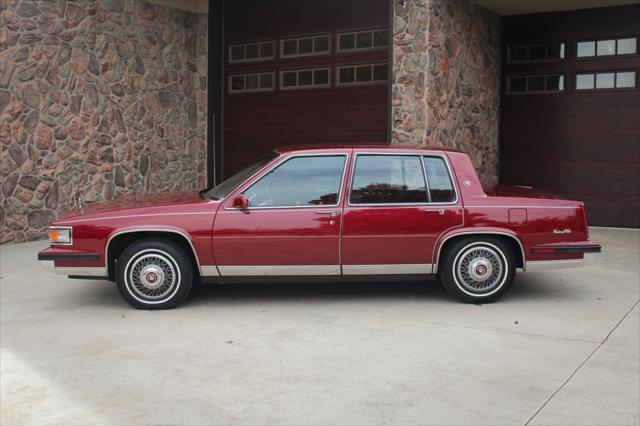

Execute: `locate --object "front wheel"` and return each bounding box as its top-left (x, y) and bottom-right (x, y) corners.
top-left (115, 238), bottom-right (193, 310)
top-left (439, 237), bottom-right (515, 303)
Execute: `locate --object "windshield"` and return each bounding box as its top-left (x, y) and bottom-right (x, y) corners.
top-left (204, 151), bottom-right (280, 200)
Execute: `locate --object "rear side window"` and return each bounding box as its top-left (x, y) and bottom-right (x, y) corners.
top-left (423, 156), bottom-right (456, 202)
top-left (350, 155), bottom-right (427, 204)
top-left (243, 155), bottom-right (346, 207)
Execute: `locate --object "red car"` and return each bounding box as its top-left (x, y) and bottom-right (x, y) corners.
top-left (38, 145), bottom-right (601, 309)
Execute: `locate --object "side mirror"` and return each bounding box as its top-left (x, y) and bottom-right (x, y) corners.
top-left (232, 194), bottom-right (249, 209)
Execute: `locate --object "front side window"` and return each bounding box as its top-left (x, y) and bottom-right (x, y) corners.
top-left (423, 157), bottom-right (455, 203)
top-left (350, 155), bottom-right (427, 204)
top-left (243, 155), bottom-right (346, 208)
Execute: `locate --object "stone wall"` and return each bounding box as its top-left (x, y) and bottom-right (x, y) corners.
top-left (392, 0), bottom-right (501, 185)
top-left (0, 0), bottom-right (208, 244)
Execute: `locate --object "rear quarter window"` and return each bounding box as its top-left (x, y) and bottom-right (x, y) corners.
top-left (423, 156), bottom-right (456, 203)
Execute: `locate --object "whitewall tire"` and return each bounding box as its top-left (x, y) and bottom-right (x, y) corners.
top-left (115, 238), bottom-right (193, 309)
top-left (439, 237), bottom-right (515, 303)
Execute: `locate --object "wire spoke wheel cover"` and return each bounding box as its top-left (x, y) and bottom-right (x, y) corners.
top-left (125, 250), bottom-right (181, 303)
top-left (453, 243), bottom-right (507, 296)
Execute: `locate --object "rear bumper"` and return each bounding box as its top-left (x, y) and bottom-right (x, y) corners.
top-left (530, 242), bottom-right (602, 255)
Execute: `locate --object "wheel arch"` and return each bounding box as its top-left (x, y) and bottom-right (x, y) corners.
top-left (433, 231), bottom-right (525, 274)
top-left (105, 229), bottom-right (202, 281)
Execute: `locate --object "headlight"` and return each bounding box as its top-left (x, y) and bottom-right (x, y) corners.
top-left (49, 227), bottom-right (72, 245)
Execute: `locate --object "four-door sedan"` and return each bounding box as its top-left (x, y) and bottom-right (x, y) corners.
top-left (38, 145), bottom-right (601, 309)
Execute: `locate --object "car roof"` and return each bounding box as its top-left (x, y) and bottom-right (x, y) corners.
top-left (275, 143), bottom-right (464, 154)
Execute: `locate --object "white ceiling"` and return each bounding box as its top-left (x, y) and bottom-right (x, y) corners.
top-left (470, 0), bottom-right (639, 15)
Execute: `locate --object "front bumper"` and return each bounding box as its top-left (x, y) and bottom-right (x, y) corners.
top-left (37, 248), bottom-right (107, 278)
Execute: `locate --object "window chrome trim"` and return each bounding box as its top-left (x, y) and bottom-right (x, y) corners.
top-left (49, 226), bottom-right (73, 246)
top-left (224, 153), bottom-right (350, 211)
top-left (432, 231), bottom-right (526, 273)
top-left (218, 265), bottom-right (340, 276)
top-left (104, 228), bottom-right (215, 277)
top-left (347, 152), bottom-right (459, 207)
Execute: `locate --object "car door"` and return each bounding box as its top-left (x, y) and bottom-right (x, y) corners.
top-left (341, 152), bottom-right (463, 275)
top-left (212, 152), bottom-right (348, 276)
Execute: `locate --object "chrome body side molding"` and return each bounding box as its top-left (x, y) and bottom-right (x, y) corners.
top-left (343, 264), bottom-right (433, 275)
top-left (218, 265), bottom-right (341, 276)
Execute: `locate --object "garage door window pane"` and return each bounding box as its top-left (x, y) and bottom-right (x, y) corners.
top-left (374, 30), bottom-right (389, 47)
top-left (282, 71), bottom-right (297, 87)
top-left (350, 155), bottom-right (427, 204)
top-left (547, 43), bottom-right (565, 59)
top-left (597, 40), bottom-right (615, 56)
top-left (245, 44), bottom-right (259, 59)
top-left (577, 41), bottom-right (595, 57)
top-left (339, 67), bottom-right (355, 83)
top-left (259, 73), bottom-right (273, 89)
top-left (245, 75), bottom-right (259, 90)
top-left (298, 70), bottom-right (313, 86)
top-left (356, 66), bottom-right (372, 82)
top-left (616, 71), bottom-right (636, 88)
top-left (260, 42), bottom-right (274, 58)
top-left (356, 32), bottom-right (372, 48)
top-left (373, 64), bottom-right (388, 81)
top-left (231, 46), bottom-right (244, 61)
top-left (314, 36), bottom-right (329, 52)
top-left (283, 40), bottom-right (297, 56)
top-left (243, 156), bottom-right (346, 207)
top-left (546, 75), bottom-right (564, 91)
top-left (423, 157), bottom-right (455, 203)
top-left (314, 69), bottom-right (329, 85)
top-left (596, 72), bottom-right (615, 89)
top-left (339, 34), bottom-right (355, 50)
top-left (527, 76), bottom-right (545, 92)
top-left (617, 38), bottom-right (637, 54)
top-left (299, 38), bottom-right (313, 54)
top-left (231, 76), bottom-right (244, 91)
top-left (576, 74), bottom-right (594, 90)
top-left (528, 45), bottom-right (546, 61)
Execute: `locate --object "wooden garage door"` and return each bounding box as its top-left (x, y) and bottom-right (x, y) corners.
top-left (500, 5), bottom-right (640, 228)
top-left (223, 0), bottom-right (390, 178)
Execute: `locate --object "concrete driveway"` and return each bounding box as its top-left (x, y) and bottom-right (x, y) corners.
top-left (1, 228), bottom-right (638, 426)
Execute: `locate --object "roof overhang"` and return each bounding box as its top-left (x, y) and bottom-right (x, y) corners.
top-left (470, 0), bottom-right (640, 15)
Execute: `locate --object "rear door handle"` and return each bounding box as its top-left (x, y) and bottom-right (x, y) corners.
top-left (423, 208), bottom-right (446, 215)
top-left (315, 210), bottom-right (337, 217)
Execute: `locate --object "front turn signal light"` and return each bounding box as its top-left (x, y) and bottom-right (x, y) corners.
top-left (49, 227), bottom-right (72, 245)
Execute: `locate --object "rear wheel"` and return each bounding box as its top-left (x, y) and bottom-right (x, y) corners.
top-left (115, 238), bottom-right (193, 309)
top-left (439, 237), bottom-right (515, 303)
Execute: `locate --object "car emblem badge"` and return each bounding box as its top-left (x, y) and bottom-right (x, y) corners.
top-left (553, 228), bottom-right (572, 234)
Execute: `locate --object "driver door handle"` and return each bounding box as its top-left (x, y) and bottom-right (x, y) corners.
top-left (315, 210), bottom-right (337, 217)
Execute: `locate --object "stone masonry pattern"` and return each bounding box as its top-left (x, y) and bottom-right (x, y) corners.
top-left (0, 0), bottom-right (208, 243)
top-left (392, 0), bottom-right (501, 185)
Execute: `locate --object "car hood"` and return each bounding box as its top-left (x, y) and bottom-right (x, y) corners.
top-left (58, 191), bottom-right (212, 220)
